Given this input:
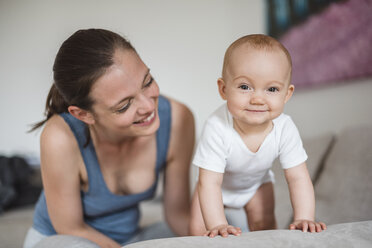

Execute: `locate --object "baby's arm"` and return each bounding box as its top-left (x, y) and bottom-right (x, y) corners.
top-left (198, 168), bottom-right (241, 237)
top-left (284, 163), bottom-right (327, 232)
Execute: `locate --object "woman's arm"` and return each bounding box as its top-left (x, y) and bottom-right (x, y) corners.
top-left (284, 162), bottom-right (326, 232)
top-left (40, 116), bottom-right (121, 248)
top-left (162, 99), bottom-right (195, 236)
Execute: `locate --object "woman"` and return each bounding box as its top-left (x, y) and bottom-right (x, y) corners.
top-left (23, 29), bottom-right (194, 248)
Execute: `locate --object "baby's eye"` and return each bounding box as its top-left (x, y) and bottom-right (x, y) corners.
top-left (268, 87), bottom-right (279, 92)
top-left (239, 84), bottom-right (251, 90)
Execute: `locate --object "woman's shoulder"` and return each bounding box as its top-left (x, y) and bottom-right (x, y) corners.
top-left (164, 96), bottom-right (195, 159)
top-left (166, 96), bottom-right (195, 130)
top-left (39, 115), bottom-right (83, 194)
top-left (40, 114), bottom-right (82, 179)
top-left (40, 114), bottom-right (78, 154)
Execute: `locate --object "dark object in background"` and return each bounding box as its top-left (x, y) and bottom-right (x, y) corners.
top-left (267, 0), bottom-right (345, 39)
top-left (0, 155), bottom-right (42, 213)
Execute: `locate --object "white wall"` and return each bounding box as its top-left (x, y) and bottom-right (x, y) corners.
top-left (1, 0), bottom-right (372, 162)
top-left (0, 0), bottom-right (264, 160)
top-left (286, 78), bottom-right (372, 139)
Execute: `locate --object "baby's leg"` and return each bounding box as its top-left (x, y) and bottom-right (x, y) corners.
top-left (244, 182), bottom-right (277, 231)
top-left (189, 183), bottom-right (207, 235)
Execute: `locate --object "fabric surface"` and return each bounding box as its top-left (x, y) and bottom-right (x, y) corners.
top-left (31, 95), bottom-right (171, 245)
top-left (23, 227), bottom-right (47, 248)
top-left (32, 222), bottom-right (174, 248)
top-left (315, 125), bottom-right (372, 224)
top-left (124, 221), bottom-right (372, 248)
top-left (33, 235), bottom-right (100, 248)
top-left (124, 222), bottom-right (175, 246)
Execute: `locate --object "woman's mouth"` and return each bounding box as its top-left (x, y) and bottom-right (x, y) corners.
top-left (133, 111), bottom-right (156, 126)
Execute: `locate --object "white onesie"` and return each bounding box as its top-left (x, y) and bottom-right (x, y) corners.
top-left (193, 104), bottom-right (308, 208)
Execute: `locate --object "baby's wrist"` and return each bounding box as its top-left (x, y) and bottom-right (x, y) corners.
top-left (292, 218), bottom-right (315, 222)
top-left (208, 222), bottom-right (229, 230)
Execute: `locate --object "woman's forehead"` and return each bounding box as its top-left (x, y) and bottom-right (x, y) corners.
top-left (90, 51), bottom-right (148, 105)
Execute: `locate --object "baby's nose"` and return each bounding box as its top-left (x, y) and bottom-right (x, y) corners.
top-left (250, 91), bottom-right (265, 104)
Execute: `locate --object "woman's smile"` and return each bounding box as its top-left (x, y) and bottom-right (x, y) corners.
top-left (133, 110), bottom-right (156, 126)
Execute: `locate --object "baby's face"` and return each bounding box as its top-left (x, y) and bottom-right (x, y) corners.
top-left (219, 46), bottom-right (293, 128)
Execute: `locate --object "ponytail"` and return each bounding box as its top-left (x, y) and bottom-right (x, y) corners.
top-left (29, 83), bottom-right (69, 132)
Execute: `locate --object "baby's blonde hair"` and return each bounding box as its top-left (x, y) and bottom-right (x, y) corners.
top-left (222, 34), bottom-right (292, 80)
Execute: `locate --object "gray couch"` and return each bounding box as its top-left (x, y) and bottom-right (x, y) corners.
top-left (1, 124), bottom-right (372, 247)
top-left (125, 221), bottom-right (372, 248)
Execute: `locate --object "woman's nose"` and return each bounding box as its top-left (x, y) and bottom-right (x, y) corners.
top-left (136, 93), bottom-right (154, 114)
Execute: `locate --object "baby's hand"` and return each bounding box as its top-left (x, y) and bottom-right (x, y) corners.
top-left (289, 219), bottom-right (327, 232)
top-left (204, 224), bottom-right (242, 238)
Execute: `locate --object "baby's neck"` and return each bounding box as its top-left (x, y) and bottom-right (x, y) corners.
top-left (233, 120), bottom-right (274, 153)
top-left (233, 119), bottom-right (273, 136)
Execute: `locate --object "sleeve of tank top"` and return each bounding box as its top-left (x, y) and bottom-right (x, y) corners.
top-left (279, 116), bottom-right (308, 169)
top-left (192, 118), bottom-right (228, 173)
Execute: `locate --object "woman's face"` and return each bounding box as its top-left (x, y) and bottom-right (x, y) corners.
top-left (89, 49), bottom-right (160, 140)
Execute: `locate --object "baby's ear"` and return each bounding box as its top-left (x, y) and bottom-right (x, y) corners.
top-left (68, 106), bottom-right (95, 125)
top-left (284, 84), bottom-right (295, 103)
top-left (217, 78), bottom-right (227, 100)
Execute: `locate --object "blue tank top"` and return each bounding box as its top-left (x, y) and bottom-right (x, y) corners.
top-left (33, 95), bottom-right (171, 245)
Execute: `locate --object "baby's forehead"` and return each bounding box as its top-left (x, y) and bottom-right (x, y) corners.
top-left (225, 45), bottom-right (292, 82)
top-left (227, 44), bottom-right (291, 69)
top-left (230, 44), bottom-right (282, 58)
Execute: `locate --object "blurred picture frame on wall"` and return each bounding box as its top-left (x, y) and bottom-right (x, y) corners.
top-left (266, 0), bottom-right (372, 89)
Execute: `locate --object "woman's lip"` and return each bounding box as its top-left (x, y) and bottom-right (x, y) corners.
top-left (133, 111), bottom-right (156, 126)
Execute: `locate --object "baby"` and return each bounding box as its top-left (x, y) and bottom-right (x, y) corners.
top-left (189, 34), bottom-right (326, 237)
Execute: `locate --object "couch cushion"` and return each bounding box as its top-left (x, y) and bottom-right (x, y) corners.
top-left (125, 221), bottom-right (372, 248)
top-left (139, 199), bottom-right (163, 227)
top-left (315, 125), bottom-right (372, 224)
top-left (273, 133), bottom-right (334, 228)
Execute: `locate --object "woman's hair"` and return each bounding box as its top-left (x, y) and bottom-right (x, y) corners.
top-left (30, 29), bottom-right (135, 131)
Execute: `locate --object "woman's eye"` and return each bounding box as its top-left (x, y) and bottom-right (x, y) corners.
top-left (239, 84), bottom-right (251, 90)
top-left (268, 87), bottom-right (279, 92)
top-left (144, 77), bottom-right (153, 88)
top-left (117, 100), bottom-right (132, 113)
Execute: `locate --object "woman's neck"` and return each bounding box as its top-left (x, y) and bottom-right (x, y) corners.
top-left (89, 125), bottom-right (146, 153)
